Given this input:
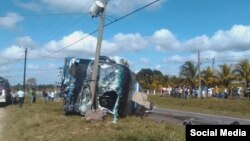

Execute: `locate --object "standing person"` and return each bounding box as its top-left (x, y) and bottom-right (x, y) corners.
top-left (42, 90), bottom-right (48, 103)
top-left (48, 91), bottom-right (51, 101)
top-left (17, 89), bottom-right (24, 107)
top-left (29, 88), bottom-right (34, 105)
top-left (202, 88), bottom-right (206, 98)
top-left (50, 91), bottom-right (55, 102)
top-left (195, 88), bottom-right (198, 98)
top-left (208, 87), bottom-right (213, 98)
top-left (184, 87), bottom-right (188, 99)
top-left (11, 90), bottom-right (17, 104)
top-left (215, 86), bottom-right (219, 95)
top-left (237, 87), bottom-right (240, 100)
top-left (32, 88), bottom-right (36, 103)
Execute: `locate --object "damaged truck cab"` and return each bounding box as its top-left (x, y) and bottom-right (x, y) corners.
top-left (61, 57), bottom-right (151, 122)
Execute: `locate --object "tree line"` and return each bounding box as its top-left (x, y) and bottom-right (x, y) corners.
top-left (136, 59), bottom-right (250, 91)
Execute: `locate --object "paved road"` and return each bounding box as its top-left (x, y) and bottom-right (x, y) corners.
top-left (146, 108), bottom-right (250, 125)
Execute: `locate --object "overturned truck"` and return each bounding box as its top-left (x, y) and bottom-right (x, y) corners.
top-left (61, 56), bottom-right (151, 122)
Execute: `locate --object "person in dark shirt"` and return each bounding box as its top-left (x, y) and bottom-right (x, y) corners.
top-left (42, 90), bottom-right (48, 103)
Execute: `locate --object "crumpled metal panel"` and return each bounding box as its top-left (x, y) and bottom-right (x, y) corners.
top-left (61, 57), bottom-right (150, 122)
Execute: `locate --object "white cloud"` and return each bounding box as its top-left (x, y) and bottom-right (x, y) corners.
top-left (153, 25), bottom-right (250, 52)
top-left (15, 36), bottom-right (37, 49)
top-left (113, 33), bottom-right (148, 52)
top-left (0, 30), bottom-right (149, 63)
top-left (182, 35), bottom-right (210, 51)
top-left (139, 57), bottom-right (150, 64)
top-left (0, 66), bottom-right (8, 72)
top-left (20, 0), bottom-right (167, 15)
top-left (8, 31), bottom-right (146, 60)
top-left (41, 31), bottom-right (97, 58)
top-left (26, 62), bottom-right (58, 72)
top-left (209, 25), bottom-right (250, 51)
top-left (151, 29), bottom-right (180, 51)
top-left (22, 62), bottom-right (60, 84)
top-left (155, 64), bottom-right (161, 69)
top-left (2, 24), bottom-right (250, 63)
top-left (41, 31), bottom-right (148, 58)
top-left (166, 55), bottom-right (184, 63)
top-left (0, 12), bottom-right (23, 29)
top-left (40, 0), bottom-right (92, 12)
top-left (162, 50), bottom-right (250, 71)
top-left (107, 0), bottom-right (166, 15)
top-left (27, 64), bottom-right (39, 70)
top-left (200, 50), bottom-right (250, 64)
top-left (1, 46), bottom-right (25, 60)
top-left (15, 1), bottom-right (42, 12)
top-left (2, 23), bottom-right (250, 84)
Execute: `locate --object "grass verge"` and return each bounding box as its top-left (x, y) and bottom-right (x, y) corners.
top-left (149, 95), bottom-right (250, 119)
top-left (3, 97), bottom-right (185, 141)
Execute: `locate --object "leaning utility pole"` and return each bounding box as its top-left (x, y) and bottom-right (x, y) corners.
top-left (198, 51), bottom-right (201, 98)
top-left (23, 47), bottom-right (27, 93)
top-left (90, 0), bottom-right (106, 110)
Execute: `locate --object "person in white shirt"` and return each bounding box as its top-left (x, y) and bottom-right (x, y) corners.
top-left (202, 89), bottom-right (206, 98)
top-left (11, 90), bottom-right (17, 104)
top-left (17, 89), bottom-right (25, 107)
top-left (50, 91), bottom-right (55, 102)
top-left (208, 88), bottom-right (213, 97)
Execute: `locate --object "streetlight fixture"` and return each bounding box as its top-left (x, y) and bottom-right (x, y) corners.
top-left (90, 0), bottom-right (105, 17)
top-left (89, 0), bottom-right (107, 110)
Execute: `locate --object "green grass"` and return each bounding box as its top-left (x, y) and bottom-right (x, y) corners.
top-left (3, 96), bottom-right (185, 141)
top-left (149, 95), bottom-right (250, 119)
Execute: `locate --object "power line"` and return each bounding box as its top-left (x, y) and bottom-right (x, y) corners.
top-left (34, 1), bottom-right (87, 43)
top-left (40, 29), bottom-right (99, 58)
top-left (0, 12), bottom-right (89, 17)
top-left (37, 0), bottom-right (161, 58)
top-left (104, 0), bottom-right (160, 27)
top-left (0, 58), bottom-right (24, 65)
top-left (40, 15), bottom-right (90, 44)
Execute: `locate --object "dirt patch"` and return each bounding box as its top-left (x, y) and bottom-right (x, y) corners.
top-left (0, 107), bottom-right (6, 140)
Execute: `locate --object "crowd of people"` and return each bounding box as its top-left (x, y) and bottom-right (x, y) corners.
top-left (150, 85), bottom-right (247, 99)
top-left (10, 88), bottom-right (58, 107)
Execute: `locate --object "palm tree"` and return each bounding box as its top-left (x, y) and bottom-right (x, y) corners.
top-left (201, 66), bottom-right (216, 87)
top-left (168, 76), bottom-right (181, 86)
top-left (216, 64), bottom-right (234, 89)
top-left (136, 69), bottom-right (153, 90)
top-left (179, 61), bottom-right (198, 89)
top-left (233, 59), bottom-right (250, 88)
top-left (151, 70), bottom-right (164, 90)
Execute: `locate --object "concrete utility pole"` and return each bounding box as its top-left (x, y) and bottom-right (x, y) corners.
top-left (212, 56), bottom-right (215, 71)
top-left (198, 51), bottom-right (201, 98)
top-left (90, 0), bottom-right (106, 110)
top-left (23, 47), bottom-right (27, 93)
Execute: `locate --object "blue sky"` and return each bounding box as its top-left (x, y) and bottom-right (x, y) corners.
top-left (1, 0), bottom-right (250, 85)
